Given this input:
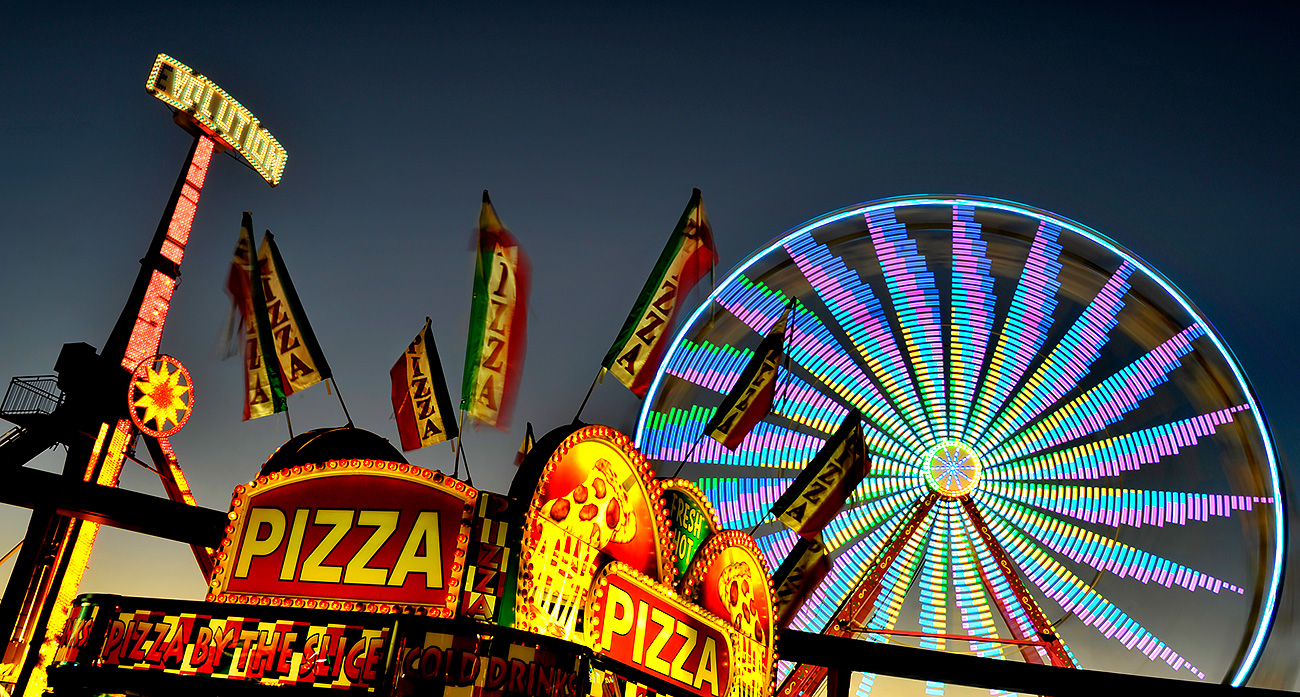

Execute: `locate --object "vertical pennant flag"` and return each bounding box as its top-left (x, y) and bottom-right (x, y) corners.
top-left (771, 408), bottom-right (871, 538)
top-left (256, 232), bottom-right (333, 395)
top-left (514, 422), bottom-right (535, 466)
top-left (602, 188), bottom-right (717, 397)
top-left (228, 212), bottom-right (285, 420)
top-left (461, 191), bottom-right (529, 430)
top-left (391, 318), bottom-right (459, 450)
top-left (771, 534), bottom-right (831, 628)
top-left (702, 300), bottom-right (792, 450)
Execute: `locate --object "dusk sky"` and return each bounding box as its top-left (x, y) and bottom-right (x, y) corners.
top-left (3, 2), bottom-right (1299, 689)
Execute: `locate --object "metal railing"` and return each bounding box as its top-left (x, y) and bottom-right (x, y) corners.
top-left (1, 376), bottom-right (63, 417)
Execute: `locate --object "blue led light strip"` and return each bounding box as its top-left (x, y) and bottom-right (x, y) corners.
top-left (960, 220), bottom-right (1065, 443)
top-left (785, 231), bottom-right (933, 443)
top-left (866, 209), bottom-right (947, 442)
top-left (988, 404), bottom-right (1252, 481)
top-left (949, 205), bottom-right (998, 442)
top-left (974, 262), bottom-right (1135, 455)
top-left (985, 324), bottom-right (1205, 464)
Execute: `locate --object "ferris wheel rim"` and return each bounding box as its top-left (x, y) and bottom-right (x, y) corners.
top-left (633, 193), bottom-right (1286, 687)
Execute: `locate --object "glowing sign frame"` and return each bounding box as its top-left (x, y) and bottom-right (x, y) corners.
top-left (146, 54), bottom-right (287, 187)
top-left (515, 425), bottom-right (673, 640)
top-left (127, 355), bottom-right (193, 438)
top-left (662, 479), bottom-right (721, 588)
top-left (585, 562), bottom-right (736, 697)
top-left (207, 459), bottom-right (475, 616)
top-left (681, 530), bottom-right (777, 697)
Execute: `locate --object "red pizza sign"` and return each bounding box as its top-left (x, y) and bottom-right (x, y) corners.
top-left (208, 460), bottom-right (475, 616)
top-left (586, 563), bottom-right (731, 697)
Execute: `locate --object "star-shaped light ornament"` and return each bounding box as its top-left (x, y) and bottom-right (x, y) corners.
top-left (129, 355), bottom-right (193, 437)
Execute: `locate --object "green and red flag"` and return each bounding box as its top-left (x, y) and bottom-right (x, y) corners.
top-left (771, 533), bottom-right (831, 628)
top-left (602, 188), bottom-right (717, 397)
top-left (256, 231), bottom-right (332, 396)
top-left (226, 214), bottom-right (332, 420)
top-left (771, 408), bottom-right (871, 538)
top-left (461, 191), bottom-right (529, 430)
top-left (703, 300), bottom-right (791, 450)
top-left (228, 212), bottom-right (285, 420)
top-left (391, 318), bottom-right (459, 450)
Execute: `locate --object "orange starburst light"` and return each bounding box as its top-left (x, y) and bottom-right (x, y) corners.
top-left (129, 355), bottom-right (193, 437)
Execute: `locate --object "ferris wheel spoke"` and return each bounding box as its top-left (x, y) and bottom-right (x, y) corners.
top-left (695, 473), bottom-right (922, 532)
top-left (788, 496), bottom-right (932, 632)
top-left (973, 262), bottom-right (1137, 454)
top-left (864, 209), bottom-right (947, 440)
top-left (823, 485), bottom-right (931, 550)
top-left (986, 404), bottom-right (1252, 480)
top-left (752, 527), bottom-right (801, 569)
top-left (784, 231), bottom-right (933, 442)
top-left (660, 337), bottom-right (918, 460)
top-left (858, 511), bottom-right (932, 639)
top-left (961, 499), bottom-right (1071, 665)
top-left (982, 480), bottom-right (1276, 535)
top-left (972, 495), bottom-right (1207, 678)
top-left (975, 490), bottom-right (1247, 595)
top-left (947, 506), bottom-right (1026, 659)
top-left (640, 406), bottom-right (827, 467)
top-left (961, 220), bottom-right (1065, 443)
top-left (949, 205), bottom-right (999, 441)
top-left (983, 325), bottom-right (1206, 464)
top-left (714, 278), bottom-right (926, 450)
top-left (917, 501), bottom-right (953, 653)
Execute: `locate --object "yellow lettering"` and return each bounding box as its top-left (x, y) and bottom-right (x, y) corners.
top-left (344, 510), bottom-right (398, 585)
top-left (389, 511), bottom-right (443, 588)
top-left (694, 637), bottom-right (719, 696)
top-left (279, 508), bottom-right (309, 581)
top-left (643, 608), bottom-right (674, 676)
top-left (600, 585), bottom-right (635, 652)
top-left (633, 600), bottom-right (649, 665)
top-left (669, 622), bottom-right (697, 683)
top-left (235, 508), bottom-right (286, 578)
top-left (300, 509), bottom-right (352, 583)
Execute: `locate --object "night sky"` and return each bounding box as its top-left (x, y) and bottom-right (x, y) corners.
top-left (3, 2), bottom-right (1299, 688)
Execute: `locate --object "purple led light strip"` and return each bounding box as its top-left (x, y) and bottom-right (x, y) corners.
top-left (950, 205), bottom-right (998, 440)
top-left (961, 221), bottom-right (1065, 442)
top-left (983, 481), bottom-right (1274, 531)
top-left (785, 232), bottom-right (933, 442)
top-left (988, 404), bottom-right (1251, 481)
top-left (985, 324), bottom-right (1206, 465)
top-left (866, 209), bottom-right (947, 441)
top-left (975, 262), bottom-right (1136, 454)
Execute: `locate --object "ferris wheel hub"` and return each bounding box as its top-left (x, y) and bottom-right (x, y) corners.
top-left (922, 440), bottom-right (982, 498)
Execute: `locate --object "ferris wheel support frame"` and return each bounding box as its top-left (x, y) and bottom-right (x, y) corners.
top-left (777, 493), bottom-right (939, 697)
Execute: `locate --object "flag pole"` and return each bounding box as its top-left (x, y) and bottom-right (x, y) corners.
top-left (452, 408), bottom-right (468, 479)
top-left (573, 368), bottom-right (603, 424)
top-left (329, 377), bottom-right (354, 427)
top-left (669, 428), bottom-right (708, 479)
top-left (283, 401), bottom-right (295, 441)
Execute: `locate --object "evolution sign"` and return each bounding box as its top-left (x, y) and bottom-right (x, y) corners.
top-left (146, 53), bottom-right (288, 186)
top-left (208, 460), bottom-right (476, 615)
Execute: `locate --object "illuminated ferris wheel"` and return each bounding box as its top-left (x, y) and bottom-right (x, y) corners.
top-left (634, 195), bottom-right (1285, 692)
